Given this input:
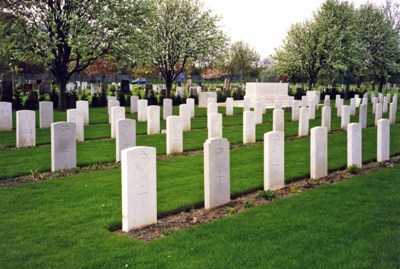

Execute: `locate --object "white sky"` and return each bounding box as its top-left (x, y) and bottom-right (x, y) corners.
top-left (202, 0), bottom-right (387, 59)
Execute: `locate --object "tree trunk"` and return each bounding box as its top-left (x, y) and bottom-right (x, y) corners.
top-left (378, 76), bottom-right (386, 93)
top-left (58, 79), bottom-right (67, 111)
top-left (165, 77), bottom-right (173, 98)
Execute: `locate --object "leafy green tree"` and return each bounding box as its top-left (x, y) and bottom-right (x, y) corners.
top-left (227, 41), bottom-right (260, 84)
top-left (0, 0), bottom-right (149, 110)
top-left (139, 0), bottom-right (227, 97)
top-left (357, 3), bottom-right (400, 91)
top-left (273, 20), bottom-right (324, 90)
top-left (314, 0), bottom-right (364, 90)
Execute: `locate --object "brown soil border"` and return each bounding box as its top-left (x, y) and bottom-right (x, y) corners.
top-left (114, 156), bottom-right (400, 242)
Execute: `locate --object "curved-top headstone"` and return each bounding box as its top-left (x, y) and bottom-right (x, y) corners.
top-left (51, 122), bottom-right (76, 172)
top-left (16, 110), bottom-right (36, 148)
top-left (0, 102), bottom-right (12, 131)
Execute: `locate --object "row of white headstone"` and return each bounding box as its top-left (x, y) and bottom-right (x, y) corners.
top-left (0, 101), bottom-right (89, 148)
top-left (120, 117), bottom-right (392, 232)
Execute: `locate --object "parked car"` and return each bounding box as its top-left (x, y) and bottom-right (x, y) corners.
top-left (131, 78), bottom-right (147, 84)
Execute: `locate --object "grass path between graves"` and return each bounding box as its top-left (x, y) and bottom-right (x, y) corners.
top-left (0, 155), bottom-right (399, 268)
top-left (0, 101), bottom-right (397, 179)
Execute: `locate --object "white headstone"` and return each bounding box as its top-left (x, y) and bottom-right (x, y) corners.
top-left (321, 106), bottom-right (331, 132)
top-left (107, 96), bottom-right (117, 102)
top-left (137, 99), bottom-right (148, 122)
top-left (341, 105), bottom-right (350, 130)
top-left (67, 109), bottom-right (84, 142)
top-left (179, 104), bottom-right (191, 131)
top-left (243, 96), bottom-right (251, 112)
top-left (359, 103), bottom-right (367, 129)
top-left (273, 109), bottom-right (284, 132)
top-left (335, 95), bottom-right (340, 108)
top-left (16, 110), bottom-right (36, 148)
top-left (147, 106), bottom-right (160, 135)
top-left (162, 99), bottom-right (172, 120)
top-left (350, 98), bottom-right (356, 116)
top-left (108, 100), bottom-right (120, 123)
top-left (347, 123), bottom-right (362, 168)
top-left (310, 126), bottom-right (328, 179)
top-left (337, 98), bottom-right (343, 117)
top-left (51, 122), bottom-right (76, 172)
top-left (207, 102), bottom-right (218, 115)
top-left (383, 96), bottom-right (388, 113)
top-left (116, 119), bottom-right (136, 162)
top-left (389, 103), bottom-right (396, 125)
top-left (375, 103), bottom-right (382, 126)
top-left (130, 96), bottom-right (139, 114)
top-left (226, 97), bottom-right (234, 116)
top-left (324, 99), bottom-right (330, 107)
top-left (372, 97), bottom-right (378, 114)
top-left (166, 116), bottom-right (183, 155)
top-left (308, 99), bottom-right (316, 120)
top-left (254, 101), bottom-right (263, 124)
top-left (0, 102), bottom-right (12, 131)
top-left (264, 131), bottom-right (285, 191)
top-left (204, 137), bottom-right (230, 209)
top-left (186, 98), bottom-right (195, 118)
top-left (377, 119), bottom-right (390, 162)
top-left (39, 101), bottom-right (53, 128)
top-left (301, 96), bottom-right (307, 107)
top-left (110, 106), bottom-right (125, 139)
top-left (291, 100), bottom-right (300, 121)
top-left (274, 100), bottom-right (282, 110)
top-left (208, 113), bottom-right (223, 139)
top-left (76, 100), bottom-right (89, 126)
top-left (298, 107), bottom-right (309, 137)
top-left (243, 111), bottom-right (256, 144)
top-left (121, 146), bottom-right (157, 232)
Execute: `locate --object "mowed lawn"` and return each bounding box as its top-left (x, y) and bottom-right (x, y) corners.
top-left (0, 160), bottom-right (399, 268)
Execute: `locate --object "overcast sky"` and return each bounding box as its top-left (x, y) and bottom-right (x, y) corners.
top-left (202, 0), bottom-right (387, 59)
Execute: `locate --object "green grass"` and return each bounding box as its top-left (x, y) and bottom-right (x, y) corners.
top-left (0, 156), bottom-right (399, 268)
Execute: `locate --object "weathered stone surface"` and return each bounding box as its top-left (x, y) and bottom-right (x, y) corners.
top-left (321, 106), bottom-right (331, 132)
top-left (204, 137), bottom-right (230, 209)
top-left (372, 97), bottom-right (378, 114)
top-left (208, 113), bottom-right (223, 139)
top-left (273, 109), bottom-right (284, 132)
top-left (226, 97), bottom-right (234, 116)
top-left (383, 96), bottom-right (388, 113)
top-left (350, 98), bottom-right (356, 116)
top-left (389, 103), bottom-right (397, 125)
top-left (359, 104), bottom-right (367, 129)
top-left (166, 116), bottom-right (183, 155)
top-left (51, 122), bottom-right (76, 172)
top-left (377, 119), bottom-right (390, 162)
top-left (179, 104), bottom-right (191, 131)
top-left (309, 99), bottom-right (316, 120)
top-left (337, 98), bottom-right (343, 117)
top-left (274, 100), bottom-right (282, 110)
top-left (254, 101), bottom-right (264, 124)
top-left (163, 99), bottom-right (172, 120)
top-left (298, 107), bottom-right (309, 137)
top-left (67, 109), bottom-right (85, 142)
top-left (186, 98), bottom-right (195, 118)
top-left (0, 102), bottom-right (12, 131)
top-left (243, 111), bottom-right (256, 144)
top-left (16, 110), bottom-right (36, 148)
top-left (121, 146), bottom-right (157, 232)
top-left (130, 96), bottom-right (139, 114)
top-left (264, 131), bottom-right (284, 191)
top-left (76, 100), bottom-right (89, 126)
top-left (335, 94), bottom-right (340, 108)
top-left (116, 119), bottom-right (136, 162)
top-left (138, 99), bottom-right (148, 122)
top-left (341, 105), bottom-right (350, 130)
top-left (39, 101), bottom-right (53, 129)
top-left (347, 123), bottom-right (362, 168)
top-left (310, 126), bottom-right (328, 179)
top-left (110, 106), bottom-right (125, 139)
top-left (243, 96), bottom-right (251, 112)
top-left (375, 103), bottom-right (382, 126)
top-left (147, 106), bottom-right (160, 135)
top-left (291, 100), bottom-right (300, 121)
top-left (108, 100), bottom-right (120, 123)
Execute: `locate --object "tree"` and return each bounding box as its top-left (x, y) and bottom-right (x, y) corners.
top-left (227, 41), bottom-right (260, 84)
top-left (273, 20), bottom-right (324, 90)
top-left (357, 3), bottom-right (400, 91)
top-left (0, 0), bottom-right (149, 110)
top-left (314, 0), bottom-right (364, 89)
top-left (139, 0), bottom-right (227, 97)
